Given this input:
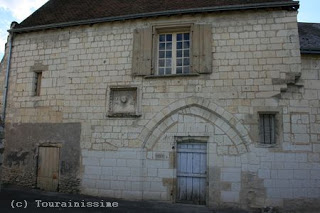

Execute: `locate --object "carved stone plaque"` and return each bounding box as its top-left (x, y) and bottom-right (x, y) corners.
top-left (109, 87), bottom-right (138, 116)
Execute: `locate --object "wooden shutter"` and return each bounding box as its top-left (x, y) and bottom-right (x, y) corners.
top-left (132, 27), bottom-right (152, 76)
top-left (192, 24), bottom-right (212, 74)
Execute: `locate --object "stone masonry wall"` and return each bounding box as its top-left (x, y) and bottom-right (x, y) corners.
top-left (1, 8), bottom-right (319, 211)
top-left (0, 38), bottom-right (8, 186)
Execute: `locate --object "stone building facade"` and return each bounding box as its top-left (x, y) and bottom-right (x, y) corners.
top-left (0, 0), bottom-right (319, 211)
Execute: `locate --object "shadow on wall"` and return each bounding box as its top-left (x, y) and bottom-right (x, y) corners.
top-left (1, 123), bottom-right (81, 193)
top-left (0, 120), bottom-right (3, 191)
top-left (0, 119), bottom-right (3, 163)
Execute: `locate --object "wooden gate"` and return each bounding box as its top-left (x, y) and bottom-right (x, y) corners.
top-left (37, 147), bottom-right (60, 191)
top-left (176, 143), bottom-right (207, 205)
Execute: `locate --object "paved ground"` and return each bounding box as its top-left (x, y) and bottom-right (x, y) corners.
top-left (0, 185), bottom-right (249, 213)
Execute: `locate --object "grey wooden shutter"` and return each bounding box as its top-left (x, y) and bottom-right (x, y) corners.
top-left (132, 27), bottom-right (152, 76)
top-left (192, 24), bottom-right (212, 74)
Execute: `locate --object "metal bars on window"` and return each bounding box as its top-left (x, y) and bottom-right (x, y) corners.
top-left (259, 114), bottom-right (276, 144)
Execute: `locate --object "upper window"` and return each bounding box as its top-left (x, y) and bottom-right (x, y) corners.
top-left (259, 114), bottom-right (276, 145)
top-left (132, 23), bottom-right (212, 77)
top-left (157, 32), bottom-right (190, 75)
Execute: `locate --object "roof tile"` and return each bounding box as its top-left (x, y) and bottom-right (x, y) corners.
top-left (16, 0), bottom-right (295, 29)
top-left (298, 22), bottom-right (320, 52)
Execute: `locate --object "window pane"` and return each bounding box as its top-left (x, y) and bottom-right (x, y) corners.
top-left (166, 43), bottom-right (172, 50)
top-left (184, 33), bottom-right (190, 40)
top-left (177, 34), bottom-right (183, 41)
top-left (159, 43), bottom-right (165, 50)
top-left (159, 34), bottom-right (166, 42)
top-left (177, 50), bottom-right (182, 57)
top-left (166, 34), bottom-right (172, 41)
top-left (183, 66), bottom-right (190, 74)
top-left (159, 59), bottom-right (165, 67)
top-left (184, 50), bottom-right (189, 57)
top-left (166, 51), bottom-right (172, 58)
top-left (166, 59), bottom-right (172, 67)
top-left (176, 67), bottom-right (182, 74)
top-left (159, 68), bottom-right (165, 75)
top-left (177, 42), bottom-right (182, 49)
top-left (177, 59), bottom-right (182, 66)
top-left (159, 51), bottom-right (165, 58)
top-left (183, 41), bottom-right (190, 49)
top-left (183, 58), bottom-right (190, 66)
top-left (166, 68), bottom-right (171, 75)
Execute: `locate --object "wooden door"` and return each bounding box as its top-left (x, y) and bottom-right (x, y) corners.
top-left (37, 147), bottom-right (60, 191)
top-left (177, 143), bottom-right (207, 205)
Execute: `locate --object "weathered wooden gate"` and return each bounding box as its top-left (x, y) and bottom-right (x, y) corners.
top-left (37, 147), bottom-right (60, 191)
top-left (176, 143), bottom-right (207, 205)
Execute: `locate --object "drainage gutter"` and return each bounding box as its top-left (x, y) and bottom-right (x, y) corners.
top-left (300, 49), bottom-right (320, 55)
top-left (1, 22), bottom-right (16, 125)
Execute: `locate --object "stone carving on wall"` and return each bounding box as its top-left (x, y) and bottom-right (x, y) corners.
top-left (108, 87), bottom-right (141, 117)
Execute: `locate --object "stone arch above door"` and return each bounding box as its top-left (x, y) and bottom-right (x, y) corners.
top-left (139, 96), bottom-right (252, 155)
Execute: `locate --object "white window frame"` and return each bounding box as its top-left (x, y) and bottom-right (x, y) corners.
top-left (152, 24), bottom-right (193, 76)
top-left (156, 32), bottom-right (190, 75)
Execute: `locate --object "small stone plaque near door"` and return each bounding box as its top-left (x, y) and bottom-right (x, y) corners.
top-left (37, 147), bottom-right (60, 191)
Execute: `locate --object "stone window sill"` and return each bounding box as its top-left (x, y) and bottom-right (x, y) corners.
top-left (107, 114), bottom-right (142, 118)
top-left (256, 143), bottom-right (278, 148)
top-left (144, 73), bottom-right (200, 79)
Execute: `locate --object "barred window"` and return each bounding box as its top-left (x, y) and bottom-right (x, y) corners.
top-left (259, 114), bottom-right (276, 144)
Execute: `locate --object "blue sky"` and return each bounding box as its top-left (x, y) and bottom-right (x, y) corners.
top-left (0, 0), bottom-right (319, 59)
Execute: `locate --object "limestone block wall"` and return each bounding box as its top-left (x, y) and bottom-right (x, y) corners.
top-left (0, 40), bottom-right (9, 182)
top-left (4, 10), bottom-right (302, 125)
top-left (5, 29), bottom-right (68, 123)
top-left (81, 96), bottom-right (320, 210)
top-left (1, 7), bottom-right (319, 211)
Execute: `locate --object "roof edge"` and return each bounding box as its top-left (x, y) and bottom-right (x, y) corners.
top-left (10, 1), bottom-right (299, 33)
top-left (301, 49), bottom-right (320, 55)
top-left (298, 21), bottom-right (319, 24)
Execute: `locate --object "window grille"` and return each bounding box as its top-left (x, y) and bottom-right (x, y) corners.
top-left (259, 114), bottom-right (276, 144)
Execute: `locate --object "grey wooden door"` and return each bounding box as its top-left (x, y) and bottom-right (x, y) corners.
top-left (37, 147), bottom-right (60, 191)
top-left (177, 143), bottom-right (207, 205)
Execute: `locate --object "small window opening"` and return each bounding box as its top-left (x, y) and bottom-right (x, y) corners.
top-left (259, 114), bottom-right (276, 144)
top-left (34, 72), bottom-right (42, 96)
